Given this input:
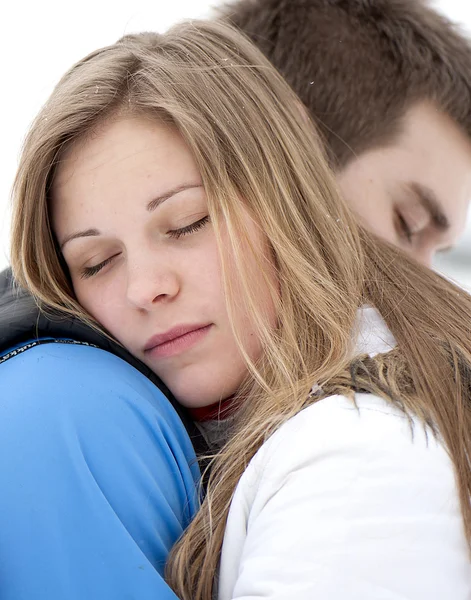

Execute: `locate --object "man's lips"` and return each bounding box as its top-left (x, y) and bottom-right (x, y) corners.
top-left (143, 324), bottom-right (212, 358)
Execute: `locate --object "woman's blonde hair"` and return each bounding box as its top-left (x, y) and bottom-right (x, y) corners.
top-left (10, 20), bottom-right (471, 600)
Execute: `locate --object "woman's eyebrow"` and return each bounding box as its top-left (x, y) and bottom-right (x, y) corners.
top-left (60, 228), bottom-right (100, 250)
top-left (146, 183), bottom-right (203, 212)
top-left (60, 183), bottom-right (204, 250)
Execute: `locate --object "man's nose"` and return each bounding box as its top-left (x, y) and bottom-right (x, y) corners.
top-left (414, 244), bottom-right (434, 268)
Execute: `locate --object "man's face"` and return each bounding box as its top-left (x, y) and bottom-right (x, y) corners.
top-left (336, 101), bottom-right (471, 266)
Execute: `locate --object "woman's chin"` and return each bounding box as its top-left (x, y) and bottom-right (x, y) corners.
top-left (171, 380), bottom-right (239, 410)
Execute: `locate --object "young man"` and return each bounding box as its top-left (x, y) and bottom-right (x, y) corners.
top-left (222, 0), bottom-right (471, 265)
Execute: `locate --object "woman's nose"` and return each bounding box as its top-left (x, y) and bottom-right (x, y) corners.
top-left (126, 259), bottom-right (180, 310)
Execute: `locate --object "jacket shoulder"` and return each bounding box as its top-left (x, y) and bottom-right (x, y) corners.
top-left (0, 342), bottom-right (200, 598)
top-left (0, 341), bottom-right (181, 428)
top-left (219, 394), bottom-right (469, 599)
top-left (256, 394), bottom-right (439, 469)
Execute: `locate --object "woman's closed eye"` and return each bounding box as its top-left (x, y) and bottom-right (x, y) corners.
top-left (168, 215), bottom-right (210, 240)
top-left (81, 254), bottom-right (119, 279)
top-left (79, 216), bottom-right (210, 279)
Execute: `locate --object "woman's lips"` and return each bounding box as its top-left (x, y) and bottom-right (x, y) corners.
top-left (144, 324), bottom-right (212, 358)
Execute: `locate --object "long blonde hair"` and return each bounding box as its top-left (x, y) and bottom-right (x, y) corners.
top-left (10, 20), bottom-right (471, 600)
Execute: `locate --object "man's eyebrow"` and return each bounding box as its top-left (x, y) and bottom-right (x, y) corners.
top-left (407, 182), bottom-right (450, 231)
top-left (60, 228), bottom-right (100, 250)
top-left (146, 183), bottom-right (203, 212)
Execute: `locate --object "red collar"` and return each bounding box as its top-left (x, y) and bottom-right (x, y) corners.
top-left (188, 396), bottom-right (238, 422)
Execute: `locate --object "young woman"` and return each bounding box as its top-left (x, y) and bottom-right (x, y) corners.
top-left (11, 20), bottom-right (471, 599)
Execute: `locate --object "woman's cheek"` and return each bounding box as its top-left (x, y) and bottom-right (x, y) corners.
top-left (75, 280), bottom-right (113, 326)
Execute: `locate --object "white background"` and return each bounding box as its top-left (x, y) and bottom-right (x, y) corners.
top-left (1, 1), bottom-right (470, 283)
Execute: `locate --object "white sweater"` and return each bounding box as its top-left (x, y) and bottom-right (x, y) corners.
top-left (218, 310), bottom-right (471, 599)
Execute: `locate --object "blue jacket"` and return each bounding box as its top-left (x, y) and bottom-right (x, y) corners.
top-left (0, 269), bottom-right (203, 599)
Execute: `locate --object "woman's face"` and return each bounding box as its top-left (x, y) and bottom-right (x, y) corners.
top-left (51, 116), bottom-right (276, 408)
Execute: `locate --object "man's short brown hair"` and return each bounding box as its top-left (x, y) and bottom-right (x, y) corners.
top-left (221, 0), bottom-right (471, 167)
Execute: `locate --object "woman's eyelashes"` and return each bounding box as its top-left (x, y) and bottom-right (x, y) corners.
top-left (81, 254), bottom-right (118, 280)
top-left (167, 215), bottom-right (210, 239)
top-left (79, 215), bottom-right (210, 279)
